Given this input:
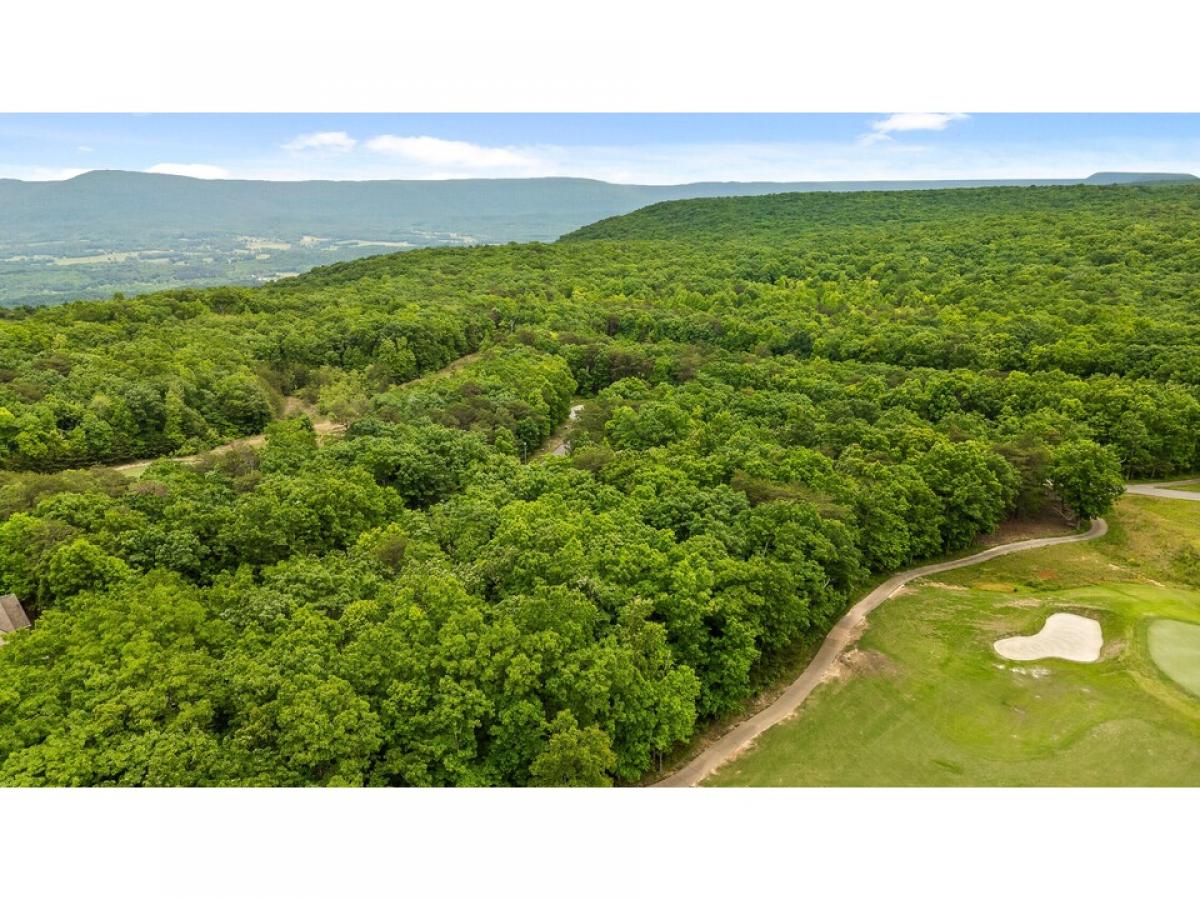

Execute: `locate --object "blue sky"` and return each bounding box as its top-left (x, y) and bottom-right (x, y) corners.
top-left (3, 114), bottom-right (1199, 183)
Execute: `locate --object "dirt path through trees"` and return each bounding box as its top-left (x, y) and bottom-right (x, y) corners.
top-left (111, 415), bottom-right (343, 473)
top-left (536, 403), bottom-right (584, 458)
top-left (110, 350), bottom-right (486, 475)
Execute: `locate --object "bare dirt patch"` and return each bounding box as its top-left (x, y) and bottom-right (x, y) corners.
top-left (1006, 665), bottom-right (1053, 679)
top-left (973, 581), bottom-right (1019, 592)
top-left (281, 396), bottom-right (318, 417)
top-left (845, 648), bottom-right (900, 678)
top-left (1099, 638), bottom-right (1127, 662)
top-left (915, 581), bottom-right (968, 592)
top-left (823, 646), bottom-right (899, 685)
top-left (1002, 597), bottom-right (1043, 609)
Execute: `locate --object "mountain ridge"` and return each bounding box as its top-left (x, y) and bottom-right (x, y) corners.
top-left (4, 169), bottom-right (1194, 243)
top-left (1, 170), bottom-right (1196, 307)
top-left (18, 167), bottom-right (1200, 186)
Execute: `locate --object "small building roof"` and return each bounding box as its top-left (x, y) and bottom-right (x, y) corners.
top-left (0, 593), bottom-right (31, 638)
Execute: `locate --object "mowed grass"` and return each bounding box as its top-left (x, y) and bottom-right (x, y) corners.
top-left (1148, 620), bottom-right (1200, 697)
top-left (706, 495), bottom-right (1200, 786)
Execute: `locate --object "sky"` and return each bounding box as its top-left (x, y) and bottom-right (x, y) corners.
top-left (2, 114), bottom-right (1200, 184)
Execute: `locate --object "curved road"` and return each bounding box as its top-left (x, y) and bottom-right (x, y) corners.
top-left (656, 517), bottom-right (1110, 787)
top-left (1125, 478), bottom-right (1200, 502)
top-left (107, 353), bottom-right (489, 475)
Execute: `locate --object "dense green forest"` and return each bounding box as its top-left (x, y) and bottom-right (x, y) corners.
top-left (1, 182), bottom-right (1198, 785)
top-left (3, 170), bottom-right (1191, 306)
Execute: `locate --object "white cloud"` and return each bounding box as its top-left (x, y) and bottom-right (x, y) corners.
top-left (281, 130), bottom-right (357, 152)
top-left (874, 112), bottom-right (968, 133)
top-left (127, 128), bottom-right (1197, 186)
top-left (861, 112), bottom-right (968, 145)
top-left (145, 163), bottom-right (232, 179)
top-left (364, 135), bottom-right (538, 170)
top-left (76, 145), bottom-right (94, 153)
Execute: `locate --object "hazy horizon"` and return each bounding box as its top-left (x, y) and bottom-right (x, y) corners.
top-left (6, 166), bottom-right (1197, 187)
top-left (5, 113), bottom-right (1200, 184)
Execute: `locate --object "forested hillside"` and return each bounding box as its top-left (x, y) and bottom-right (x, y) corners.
top-left (2, 170), bottom-right (1191, 306)
top-left (0, 183), bottom-right (1198, 785)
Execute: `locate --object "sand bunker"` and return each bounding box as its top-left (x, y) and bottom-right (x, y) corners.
top-left (994, 613), bottom-right (1103, 662)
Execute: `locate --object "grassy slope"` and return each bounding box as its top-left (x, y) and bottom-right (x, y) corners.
top-left (707, 494), bottom-right (1200, 786)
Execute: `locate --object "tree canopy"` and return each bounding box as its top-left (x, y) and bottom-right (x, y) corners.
top-left (1, 182), bottom-right (1198, 785)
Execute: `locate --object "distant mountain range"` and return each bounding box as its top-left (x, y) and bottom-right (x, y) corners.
top-left (0, 169), bottom-right (1195, 306)
top-left (3, 169), bottom-right (1197, 244)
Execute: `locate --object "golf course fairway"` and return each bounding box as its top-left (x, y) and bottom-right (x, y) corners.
top-left (703, 493), bottom-right (1200, 786)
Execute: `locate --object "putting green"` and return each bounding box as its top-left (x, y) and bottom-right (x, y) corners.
top-left (1148, 619), bottom-right (1200, 697)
